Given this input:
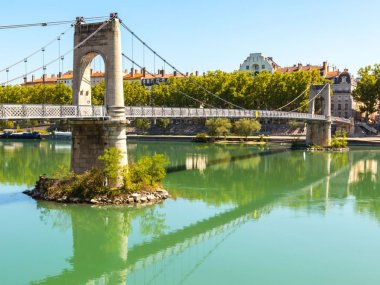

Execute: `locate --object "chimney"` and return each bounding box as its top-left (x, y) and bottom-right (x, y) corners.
top-left (173, 71), bottom-right (177, 77)
top-left (161, 69), bottom-right (165, 76)
top-left (298, 63), bottom-right (302, 69)
top-left (58, 72), bottom-right (62, 78)
top-left (42, 74), bottom-right (47, 83)
top-left (195, 71), bottom-right (199, 76)
top-left (186, 72), bottom-right (189, 77)
top-left (23, 76), bottom-right (27, 84)
top-left (322, 61), bottom-right (328, 76)
top-left (142, 67), bottom-right (146, 77)
top-left (32, 75), bottom-right (35, 82)
top-left (51, 74), bottom-right (55, 78)
top-left (130, 68), bottom-right (135, 76)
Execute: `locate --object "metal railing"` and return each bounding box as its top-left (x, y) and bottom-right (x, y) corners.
top-left (0, 104), bottom-right (107, 120)
top-left (125, 107), bottom-right (327, 121)
top-left (0, 104), bottom-right (352, 125)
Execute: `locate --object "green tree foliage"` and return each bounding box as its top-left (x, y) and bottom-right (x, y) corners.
top-left (331, 129), bottom-right (348, 148)
top-left (206, 118), bottom-right (232, 138)
top-left (233, 119), bottom-right (261, 139)
top-left (0, 70), bottom-right (326, 112)
top-left (91, 81), bottom-right (105, 105)
top-left (0, 83), bottom-right (72, 104)
top-left (0, 120), bottom-right (14, 130)
top-left (134, 119), bottom-right (151, 134)
top-left (98, 148), bottom-right (123, 188)
top-left (91, 81), bottom-right (149, 106)
top-left (353, 65), bottom-right (380, 119)
top-left (124, 154), bottom-right (169, 191)
top-left (289, 120), bottom-right (298, 130)
top-left (157, 118), bottom-right (170, 129)
top-left (150, 70), bottom-right (326, 111)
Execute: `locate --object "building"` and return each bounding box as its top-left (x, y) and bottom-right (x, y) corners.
top-left (326, 69), bottom-right (359, 119)
top-left (239, 53), bottom-right (280, 74)
top-left (56, 71), bottom-right (74, 87)
top-left (276, 61), bottom-right (329, 77)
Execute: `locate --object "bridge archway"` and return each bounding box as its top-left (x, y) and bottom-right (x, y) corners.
top-left (72, 15), bottom-right (124, 119)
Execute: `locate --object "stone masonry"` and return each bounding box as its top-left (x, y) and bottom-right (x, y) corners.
top-left (306, 84), bottom-right (332, 147)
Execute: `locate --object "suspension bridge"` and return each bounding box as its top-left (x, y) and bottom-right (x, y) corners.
top-left (0, 13), bottom-right (352, 174)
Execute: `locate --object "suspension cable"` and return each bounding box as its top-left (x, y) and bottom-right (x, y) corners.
top-left (0, 16), bottom-right (108, 30)
top-left (122, 53), bottom-right (216, 108)
top-left (120, 21), bottom-right (245, 110)
top-left (289, 84), bottom-right (328, 112)
top-left (274, 87), bottom-right (309, 111)
top-left (1, 20), bottom-right (110, 86)
top-left (0, 24), bottom-right (73, 74)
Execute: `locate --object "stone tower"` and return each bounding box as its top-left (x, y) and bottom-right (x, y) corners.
top-left (306, 84), bottom-right (332, 147)
top-left (70, 14), bottom-right (127, 174)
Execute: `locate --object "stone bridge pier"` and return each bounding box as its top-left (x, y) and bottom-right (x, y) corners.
top-left (70, 14), bottom-right (127, 174)
top-left (306, 84), bottom-right (332, 147)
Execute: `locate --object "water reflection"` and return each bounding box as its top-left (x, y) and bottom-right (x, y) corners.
top-left (3, 142), bottom-right (380, 284)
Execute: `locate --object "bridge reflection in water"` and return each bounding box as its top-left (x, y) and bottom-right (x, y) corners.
top-left (17, 143), bottom-right (379, 285)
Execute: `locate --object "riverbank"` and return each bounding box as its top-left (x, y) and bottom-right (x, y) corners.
top-left (127, 134), bottom-right (380, 146)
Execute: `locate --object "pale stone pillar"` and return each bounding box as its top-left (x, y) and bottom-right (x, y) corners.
top-left (70, 120), bottom-right (128, 174)
top-left (306, 84), bottom-right (332, 147)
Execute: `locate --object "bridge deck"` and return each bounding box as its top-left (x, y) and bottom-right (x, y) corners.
top-left (0, 104), bottom-right (351, 124)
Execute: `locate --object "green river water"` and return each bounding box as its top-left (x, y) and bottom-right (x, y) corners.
top-left (1, 141), bottom-right (380, 285)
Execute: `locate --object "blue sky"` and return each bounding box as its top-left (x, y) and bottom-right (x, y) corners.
top-left (0, 0), bottom-right (379, 83)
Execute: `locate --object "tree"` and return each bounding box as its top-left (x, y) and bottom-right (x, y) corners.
top-left (353, 65), bottom-right (380, 120)
top-left (98, 148), bottom-right (123, 188)
top-left (124, 154), bottom-right (169, 191)
top-left (134, 119), bottom-right (151, 134)
top-left (124, 81), bottom-right (150, 106)
top-left (289, 120), bottom-right (298, 130)
top-left (331, 129), bottom-right (348, 148)
top-left (233, 119), bottom-right (261, 140)
top-left (157, 118), bottom-right (170, 129)
top-left (206, 118), bottom-right (232, 138)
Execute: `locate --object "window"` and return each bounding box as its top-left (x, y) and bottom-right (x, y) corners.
top-left (345, 103), bottom-right (348, 110)
top-left (338, 104), bottom-right (341, 110)
top-left (331, 104), bottom-right (334, 110)
top-left (246, 66), bottom-right (249, 70)
top-left (262, 65), bottom-right (265, 69)
top-left (80, 90), bottom-right (83, 95)
top-left (345, 112), bottom-right (348, 118)
top-left (342, 76), bottom-right (347, 83)
top-left (86, 91), bottom-right (89, 96)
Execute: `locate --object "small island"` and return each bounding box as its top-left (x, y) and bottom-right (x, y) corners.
top-left (24, 148), bottom-right (171, 206)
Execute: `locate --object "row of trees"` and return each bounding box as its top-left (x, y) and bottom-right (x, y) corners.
top-left (206, 118), bottom-right (261, 139)
top-left (0, 70), bottom-right (327, 112)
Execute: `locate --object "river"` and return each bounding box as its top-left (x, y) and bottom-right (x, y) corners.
top-left (1, 140), bottom-right (380, 285)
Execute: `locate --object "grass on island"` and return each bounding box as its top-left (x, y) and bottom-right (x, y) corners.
top-left (39, 148), bottom-right (169, 200)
